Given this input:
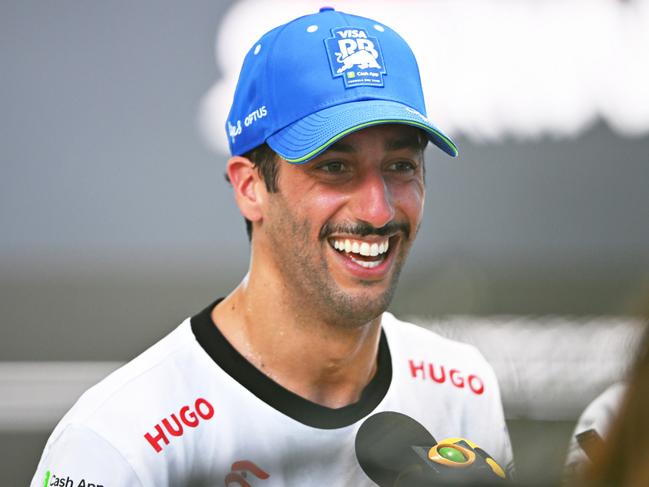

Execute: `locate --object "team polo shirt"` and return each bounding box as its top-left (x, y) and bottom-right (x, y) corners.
top-left (32, 301), bottom-right (513, 486)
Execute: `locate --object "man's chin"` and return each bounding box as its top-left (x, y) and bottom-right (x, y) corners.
top-left (322, 286), bottom-right (396, 327)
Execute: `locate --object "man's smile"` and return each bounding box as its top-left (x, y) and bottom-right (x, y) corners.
top-left (329, 236), bottom-right (390, 269)
top-left (325, 233), bottom-right (402, 277)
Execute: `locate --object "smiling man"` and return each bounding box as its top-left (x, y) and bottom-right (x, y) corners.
top-left (33, 8), bottom-right (513, 486)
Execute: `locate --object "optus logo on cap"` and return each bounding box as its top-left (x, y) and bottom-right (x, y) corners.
top-left (325, 27), bottom-right (386, 88)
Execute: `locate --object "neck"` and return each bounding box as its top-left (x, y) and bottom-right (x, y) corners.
top-left (212, 268), bottom-right (383, 409)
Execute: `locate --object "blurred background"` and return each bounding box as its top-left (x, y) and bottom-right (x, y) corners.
top-left (2, 0), bottom-right (648, 484)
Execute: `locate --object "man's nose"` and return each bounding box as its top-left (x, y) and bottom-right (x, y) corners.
top-left (350, 170), bottom-right (395, 229)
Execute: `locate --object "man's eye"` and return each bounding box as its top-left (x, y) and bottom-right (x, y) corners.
top-left (319, 161), bottom-right (346, 173)
top-left (388, 160), bottom-right (417, 172)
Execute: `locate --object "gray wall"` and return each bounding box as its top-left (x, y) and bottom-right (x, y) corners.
top-left (2, 0), bottom-right (649, 485)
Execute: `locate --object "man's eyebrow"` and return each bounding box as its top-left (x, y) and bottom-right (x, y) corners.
top-left (384, 134), bottom-right (426, 152)
top-left (326, 141), bottom-right (356, 153)
top-left (324, 133), bottom-right (426, 154)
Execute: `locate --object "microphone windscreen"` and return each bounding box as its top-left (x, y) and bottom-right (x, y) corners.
top-left (355, 411), bottom-right (436, 486)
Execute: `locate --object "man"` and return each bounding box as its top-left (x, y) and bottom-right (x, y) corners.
top-left (32, 8), bottom-right (513, 486)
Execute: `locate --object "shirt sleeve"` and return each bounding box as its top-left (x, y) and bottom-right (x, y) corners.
top-left (31, 423), bottom-right (143, 487)
top-left (564, 382), bottom-right (626, 474)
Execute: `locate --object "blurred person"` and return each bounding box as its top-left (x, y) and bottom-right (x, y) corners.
top-left (564, 382), bottom-right (626, 477)
top-left (31, 8), bottom-right (513, 486)
top-left (570, 325), bottom-right (649, 487)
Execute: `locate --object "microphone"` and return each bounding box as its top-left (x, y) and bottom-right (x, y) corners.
top-left (355, 411), bottom-right (508, 486)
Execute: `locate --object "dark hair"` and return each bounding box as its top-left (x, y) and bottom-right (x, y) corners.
top-left (225, 143), bottom-right (279, 241)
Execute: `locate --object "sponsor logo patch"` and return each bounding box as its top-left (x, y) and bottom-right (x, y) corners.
top-left (325, 27), bottom-right (386, 88)
top-left (228, 106), bottom-right (267, 144)
top-left (45, 471), bottom-right (104, 487)
top-left (408, 359), bottom-right (485, 395)
top-left (224, 460), bottom-right (270, 486)
top-left (144, 397), bottom-right (215, 453)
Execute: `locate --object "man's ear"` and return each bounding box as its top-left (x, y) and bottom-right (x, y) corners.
top-left (226, 156), bottom-right (266, 223)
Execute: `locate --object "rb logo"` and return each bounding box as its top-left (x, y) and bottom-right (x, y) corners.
top-left (325, 27), bottom-right (386, 88)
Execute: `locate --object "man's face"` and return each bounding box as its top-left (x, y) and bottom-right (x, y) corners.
top-left (260, 124), bottom-right (426, 326)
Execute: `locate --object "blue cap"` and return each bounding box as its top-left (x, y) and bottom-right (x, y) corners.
top-left (226, 8), bottom-right (458, 163)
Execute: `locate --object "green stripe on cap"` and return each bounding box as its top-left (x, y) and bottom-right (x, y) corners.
top-left (281, 119), bottom-right (458, 164)
top-left (43, 470), bottom-right (51, 487)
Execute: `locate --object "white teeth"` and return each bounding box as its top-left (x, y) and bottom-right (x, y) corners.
top-left (350, 256), bottom-right (381, 269)
top-left (331, 238), bottom-right (390, 256)
top-left (370, 243), bottom-right (379, 257)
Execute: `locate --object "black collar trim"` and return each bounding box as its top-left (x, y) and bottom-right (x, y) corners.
top-left (190, 299), bottom-right (392, 429)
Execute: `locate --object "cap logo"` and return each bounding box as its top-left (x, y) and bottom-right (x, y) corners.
top-left (228, 120), bottom-right (242, 143)
top-left (325, 27), bottom-right (386, 88)
top-left (228, 105), bottom-right (267, 144)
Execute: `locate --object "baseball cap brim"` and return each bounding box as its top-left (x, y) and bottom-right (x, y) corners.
top-left (266, 100), bottom-right (458, 164)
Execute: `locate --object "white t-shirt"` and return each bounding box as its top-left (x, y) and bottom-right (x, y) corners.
top-left (32, 301), bottom-right (513, 487)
